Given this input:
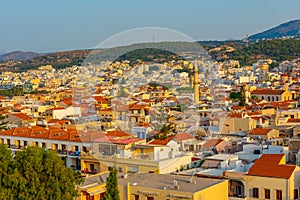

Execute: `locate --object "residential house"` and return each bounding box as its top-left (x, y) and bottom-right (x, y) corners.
top-left (128, 103), bottom-right (150, 123)
top-left (251, 89), bottom-right (292, 102)
top-left (76, 172), bottom-right (109, 200)
top-left (248, 128), bottom-right (279, 140)
top-left (246, 154), bottom-right (300, 200)
top-left (7, 113), bottom-right (36, 127)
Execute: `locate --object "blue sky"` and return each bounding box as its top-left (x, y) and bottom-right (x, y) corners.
top-left (0, 0), bottom-right (299, 53)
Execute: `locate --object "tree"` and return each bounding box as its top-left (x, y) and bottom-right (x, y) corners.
top-left (238, 86), bottom-right (246, 106)
top-left (0, 113), bottom-right (8, 131)
top-left (252, 95), bottom-right (258, 100)
top-left (104, 169), bottom-right (120, 200)
top-left (229, 92), bottom-right (241, 100)
top-left (154, 122), bottom-right (176, 140)
top-left (0, 145), bottom-right (83, 200)
top-left (0, 144), bottom-right (14, 199)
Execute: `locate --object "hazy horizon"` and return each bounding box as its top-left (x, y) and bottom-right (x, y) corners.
top-left (0, 0), bottom-right (300, 54)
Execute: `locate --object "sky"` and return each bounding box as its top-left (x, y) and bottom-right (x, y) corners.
top-left (0, 0), bottom-right (300, 53)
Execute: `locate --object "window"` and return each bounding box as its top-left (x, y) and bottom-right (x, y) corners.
top-left (147, 197), bottom-right (154, 200)
top-left (253, 188), bottom-right (259, 198)
top-left (236, 186), bottom-right (242, 197)
top-left (134, 195), bottom-right (139, 200)
top-left (265, 189), bottom-right (270, 199)
top-left (294, 189), bottom-right (298, 200)
top-left (90, 164), bottom-right (95, 172)
top-left (276, 190), bottom-right (282, 200)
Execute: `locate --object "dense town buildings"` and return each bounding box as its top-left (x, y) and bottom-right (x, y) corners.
top-left (2, 54), bottom-right (300, 199)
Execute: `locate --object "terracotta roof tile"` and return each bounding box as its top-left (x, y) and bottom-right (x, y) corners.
top-left (249, 128), bottom-right (271, 135)
top-left (129, 104), bottom-right (148, 110)
top-left (251, 89), bottom-right (285, 95)
top-left (247, 154), bottom-right (296, 179)
top-left (174, 132), bottom-right (194, 142)
top-left (62, 98), bottom-right (73, 106)
top-left (11, 113), bottom-right (33, 120)
top-left (148, 135), bottom-right (176, 146)
top-left (203, 139), bottom-right (224, 149)
top-left (228, 113), bottom-right (243, 118)
top-left (106, 129), bottom-right (132, 137)
top-left (94, 96), bottom-right (108, 104)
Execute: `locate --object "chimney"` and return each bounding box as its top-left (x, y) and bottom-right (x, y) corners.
top-left (173, 180), bottom-right (179, 190)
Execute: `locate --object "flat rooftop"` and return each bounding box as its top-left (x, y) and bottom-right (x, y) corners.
top-left (118, 173), bottom-right (225, 193)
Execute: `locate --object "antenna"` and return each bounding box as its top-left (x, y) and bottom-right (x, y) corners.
top-left (152, 34), bottom-right (155, 43)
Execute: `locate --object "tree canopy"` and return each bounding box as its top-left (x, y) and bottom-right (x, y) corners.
top-left (227, 39), bottom-right (300, 66)
top-left (104, 169), bottom-right (120, 200)
top-left (0, 145), bottom-right (83, 200)
top-left (0, 113), bottom-right (8, 131)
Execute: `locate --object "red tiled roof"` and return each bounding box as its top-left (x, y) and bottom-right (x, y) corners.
top-left (228, 113), bottom-right (242, 118)
top-left (246, 111), bottom-right (261, 116)
top-left (94, 96), bottom-right (108, 104)
top-left (203, 139), bottom-right (224, 149)
top-left (47, 119), bottom-right (70, 125)
top-left (11, 113), bottom-right (33, 120)
top-left (174, 132), bottom-right (194, 142)
top-left (111, 137), bottom-right (143, 145)
top-left (62, 98), bottom-right (73, 106)
top-left (0, 126), bottom-right (109, 143)
top-left (106, 129), bottom-right (132, 137)
top-left (247, 154), bottom-right (296, 179)
top-left (250, 117), bottom-right (266, 124)
top-left (148, 135), bottom-right (176, 146)
top-left (251, 89), bottom-right (285, 95)
top-left (249, 128), bottom-right (271, 135)
top-left (129, 104), bottom-right (148, 110)
top-left (92, 135), bottom-right (113, 143)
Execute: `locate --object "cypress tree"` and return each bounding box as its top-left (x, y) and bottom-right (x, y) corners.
top-left (104, 169), bottom-right (120, 200)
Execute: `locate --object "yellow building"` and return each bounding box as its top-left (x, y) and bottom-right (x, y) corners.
top-left (118, 173), bottom-right (228, 200)
top-left (251, 89), bottom-right (292, 102)
top-left (77, 172), bottom-right (109, 200)
top-left (81, 140), bottom-right (193, 175)
top-left (248, 128), bottom-right (279, 140)
top-left (247, 154), bottom-right (300, 200)
top-left (219, 117), bottom-right (256, 134)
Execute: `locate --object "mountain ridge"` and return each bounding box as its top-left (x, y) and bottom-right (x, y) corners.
top-left (249, 19), bottom-right (300, 40)
top-left (0, 51), bottom-right (40, 61)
